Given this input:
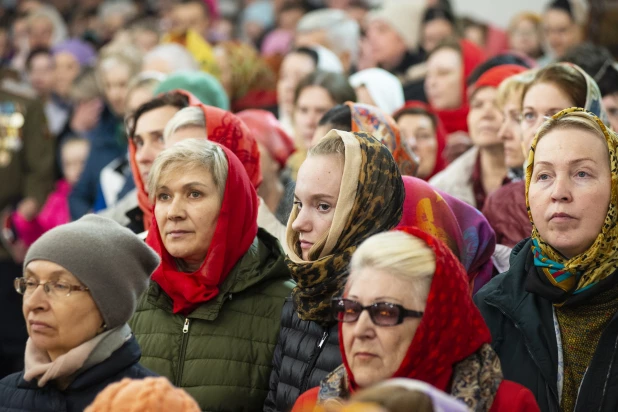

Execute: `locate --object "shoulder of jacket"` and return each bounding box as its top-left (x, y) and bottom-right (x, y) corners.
top-left (429, 147), bottom-right (478, 185)
top-left (0, 79), bottom-right (37, 100)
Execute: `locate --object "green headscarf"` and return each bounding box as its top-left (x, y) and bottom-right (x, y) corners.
top-left (154, 71), bottom-right (230, 110)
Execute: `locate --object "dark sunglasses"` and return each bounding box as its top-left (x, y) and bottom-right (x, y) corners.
top-left (331, 297), bottom-right (424, 327)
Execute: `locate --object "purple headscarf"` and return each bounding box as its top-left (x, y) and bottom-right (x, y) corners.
top-left (397, 176), bottom-right (496, 294)
top-left (52, 39), bottom-right (97, 67)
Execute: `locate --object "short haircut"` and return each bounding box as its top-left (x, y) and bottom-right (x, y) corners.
top-left (148, 139), bottom-right (229, 202)
top-left (318, 104), bottom-right (352, 131)
top-left (296, 9), bottom-right (360, 64)
top-left (163, 106), bottom-right (205, 142)
top-left (294, 70), bottom-right (356, 107)
top-left (522, 63), bottom-right (587, 110)
top-left (496, 69), bottom-right (537, 109)
top-left (126, 92), bottom-right (189, 139)
top-left (348, 231), bottom-right (436, 302)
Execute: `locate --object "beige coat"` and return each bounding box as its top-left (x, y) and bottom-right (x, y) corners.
top-left (429, 147), bottom-right (478, 208)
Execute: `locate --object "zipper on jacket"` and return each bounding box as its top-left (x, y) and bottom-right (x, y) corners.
top-left (485, 301), bottom-right (560, 410)
top-left (175, 318), bottom-right (190, 387)
top-left (300, 331), bottom-right (329, 393)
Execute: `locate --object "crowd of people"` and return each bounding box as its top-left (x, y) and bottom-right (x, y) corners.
top-left (1, 0), bottom-right (618, 411)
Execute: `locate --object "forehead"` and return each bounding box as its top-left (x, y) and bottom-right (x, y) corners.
top-left (523, 82), bottom-right (574, 108)
top-left (398, 113), bottom-right (433, 129)
top-left (295, 154), bottom-right (343, 196)
top-left (471, 87), bottom-right (498, 103)
top-left (25, 260), bottom-right (77, 281)
top-left (348, 267), bottom-right (420, 303)
top-left (158, 165), bottom-right (215, 188)
top-left (428, 48), bottom-right (461, 69)
top-left (544, 9), bottom-right (572, 26)
top-left (282, 53), bottom-right (315, 73)
top-left (535, 127), bottom-right (608, 161)
top-left (297, 86), bottom-right (332, 106)
top-left (135, 105), bottom-right (180, 134)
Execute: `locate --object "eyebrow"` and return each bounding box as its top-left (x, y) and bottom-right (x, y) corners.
top-left (24, 268), bottom-right (69, 279)
top-left (133, 129), bottom-right (164, 140)
top-left (535, 158), bottom-right (596, 167)
top-left (294, 193), bottom-right (337, 201)
top-left (157, 182), bottom-right (210, 191)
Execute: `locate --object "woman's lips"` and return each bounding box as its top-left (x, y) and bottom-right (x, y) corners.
top-left (354, 352), bottom-right (378, 361)
top-left (167, 230), bottom-right (192, 239)
top-left (550, 212), bottom-right (575, 222)
top-left (299, 240), bottom-right (313, 250)
top-left (29, 320), bottom-right (52, 332)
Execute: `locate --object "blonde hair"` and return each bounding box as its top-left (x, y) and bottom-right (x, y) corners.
top-left (147, 139), bottom-right (228, 202)
top-left (496, 69), bottom-right (537, 109)
top-left (125, 71), bottom-right (166, 110)
top-left (349, 231), bottom-right (436, 298)
top-left (163, 107), bottom-right (206, 143)
top-left (536, 110), bottom-right (608, 144)
top-left (508, 12), bottom-right (542, 33)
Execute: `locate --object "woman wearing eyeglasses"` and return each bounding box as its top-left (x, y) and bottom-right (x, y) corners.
top-left (292, 227), bottom-right (538, 412)
top-left (0, 215), bottom-right (160, 412)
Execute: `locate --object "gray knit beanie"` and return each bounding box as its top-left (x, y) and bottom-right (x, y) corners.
top-left (24, 214), bottom-right (160, 329)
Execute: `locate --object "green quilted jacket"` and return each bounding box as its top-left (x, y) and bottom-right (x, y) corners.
top-left (129, 229), bottom-right (294, 411)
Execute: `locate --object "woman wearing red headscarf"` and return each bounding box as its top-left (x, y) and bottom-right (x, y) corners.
top-left (125, 90), bottom-right (261, 233)
top-left (425, 39), bottom-right (486, 163)
top-left (394, 102), bottom-right (447, 180)
top-left (292, 227), bottom-right (538, 412)
top-left (129, 139), bottom-right (292, 411)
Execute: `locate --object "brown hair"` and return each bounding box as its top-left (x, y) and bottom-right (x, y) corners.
top-left (508, 12), bottom-right (542, 33)
top-left (294, 70), bottom-right (357, 107)
top-left (522, 64), bottom-right (587, 110)
top-left (427, 36), bottom-right (461, 60)
top-left (535, 110), bottom-right (607, 145)
top-left (125, 92), bottom-right (189, 139)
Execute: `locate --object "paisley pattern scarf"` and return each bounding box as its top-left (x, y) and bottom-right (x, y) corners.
top-left (318, 227), bottom-right (502, 411)
top-left (525, 108), bottom-right (618, 305)
top-left (346, 102), bottom-right (419, 177)
top-left (286, 130), bottom-right (405, 325)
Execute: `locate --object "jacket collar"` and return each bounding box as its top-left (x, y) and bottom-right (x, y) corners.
top-left (482, 238), bottom-right (559, 401)
top-left (17, 336), bottom-right (142, 391)
top-left (147, 229), bottom-right (289, 321)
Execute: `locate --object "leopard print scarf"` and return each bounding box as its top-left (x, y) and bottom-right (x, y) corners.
top-left (286, 130), bottom-right (405, 326)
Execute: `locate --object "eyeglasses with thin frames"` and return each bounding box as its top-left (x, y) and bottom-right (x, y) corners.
top-left (331, 297), bottom-right (424, 327)
top-left (14, 277), bottom-right (90, 298)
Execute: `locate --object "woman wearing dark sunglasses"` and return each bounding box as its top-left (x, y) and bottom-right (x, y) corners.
top-left (292, 227), bottom-right (539, 412)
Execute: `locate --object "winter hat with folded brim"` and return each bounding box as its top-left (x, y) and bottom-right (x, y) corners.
top-left (24, 215), bottom-right (160, 329)
top-left (84, 377), bottom-right (200, 412)
top-left (366, 0), bottom-right (427, 51)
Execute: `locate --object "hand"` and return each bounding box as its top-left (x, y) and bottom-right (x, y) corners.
top-left (70, 99), bottom-right (103, 133)
top-left (17, 198), bottom-right (39, 221)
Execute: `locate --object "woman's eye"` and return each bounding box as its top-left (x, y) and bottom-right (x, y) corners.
top-left (157, 193), bottom-right (170, 201)
top-left (537, 173), bottom-right (550, 181)
top-left (523, 112), bottom-right (536, 121)
top-left (189, 191), bottom-right (201, 199)
top-left (53, 283), bottom-right (70, 291)
top-left (293, 200), bottom-right (303, 210)
top-left (317, 203), bottom-right (331, 212)
top-left (576, 171), bottom-right (588, 178)
top-left (25, 280), bottom-right (38, 288)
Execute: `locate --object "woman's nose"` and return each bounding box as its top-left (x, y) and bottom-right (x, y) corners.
top-left (498, 121), bottom-right (511, 142)
top-left (291, 207), bottom-right (311, 233)
top-left (352, 310), bottom-right (376, 339)
top-left (136, 142), bottom-right (156, 166)
top-left (167, 196), bottom-right (187, 219)
top-left (23, 284), bottom-right (50, 313)
top-left (551, 176), bottom-right (573, 202)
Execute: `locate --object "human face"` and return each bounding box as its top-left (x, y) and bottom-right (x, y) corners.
top-left (543, 9), bottom-right (581, 58)
top-left (602, 94), bottom-right (618, 132)
top-left (343, 268), bottom-right (426, 388)
top-left (467, 87), bottom-right (503, 148)
top-left (53, 52), bottom-right (81, 98)
top-left (126, 86), bottom-right (155, 114)
top-left (366, 19), bottom-right (407, 70)
top-left (22, 260), bottom-right (104, 361)
top-left (101, 63), bottom-right (132, 116)
top-left (425, 48), bottom-right (463, 110)
top-left (509, 18), bottom-right (541, 57)
top-left (422, 18), bottom-right (454, 53)
top-left (171, 2), bottom-right (208, 35)
top-left (277, 52), bottom-right (316, 118)
top-left (292, 154), bottom-right (344, 260)
top-left (499, 94), bottom-right (526, 169)
top-left (28, 53), bottom-right (55, 96)
top-left (154, 166), bottom-right (223, 271)
top-left (397, 114), bottom-right (437, 179)
top-left (133, 29), bottom-right (159, 53)
top-left (29, 17), bottom-right (54, 49)
top-left (293, 86), bottom-right (336, 148)
top-left (521, 82), bottom-right (575, 155)
top-left (133, 105), bottom-right (180, 184)
top-left (61, 140), bottom-right (90, 186)
top-left (165, 126), bottom-right (207, 148)
top-left (354, 86), bottom-right (376, 108)
top-left (529, 127), bottom-right (611, 259)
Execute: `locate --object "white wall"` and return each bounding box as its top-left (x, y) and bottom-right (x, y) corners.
top-left (451, 0), bottom-right (551, 28)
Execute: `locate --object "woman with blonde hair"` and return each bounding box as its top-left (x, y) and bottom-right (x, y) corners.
top-left (476, 108), bottom-right (618, 411)
top-left (293, 227), bottom-right (538, 411)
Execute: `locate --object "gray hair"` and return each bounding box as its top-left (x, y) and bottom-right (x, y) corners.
top-left (296, 9), bottom-right (360, 65)
top-left (143, 44), bottom-right (199, 73)
top-left (163, 107), bottom-right (206, 143)
top-left (28, 5), bottom-right (68, 46)
top-left (98, 1), bottom-right (138, 22)
top-left (147, 139), bottom-right (228, 202)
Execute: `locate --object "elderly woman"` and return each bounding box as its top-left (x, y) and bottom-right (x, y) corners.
top-left (293, 227), bottom-right (539, 412)
top-left (475, 108), bottom-right (618, 412)
top-left (264, 130), bottom-right (405, 411)
top-left (0, 215), bottom-right (160, 411)
top-left (129, 139), bottom-right (292, 411)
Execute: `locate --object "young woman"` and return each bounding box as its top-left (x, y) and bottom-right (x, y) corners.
top-left (476, 108), bottom-right (618, 412)
top-left (264, 130), bottom-right (405, 411)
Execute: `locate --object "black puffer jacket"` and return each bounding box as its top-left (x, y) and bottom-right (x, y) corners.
top-left (263, 299), bottom-right (341, 412)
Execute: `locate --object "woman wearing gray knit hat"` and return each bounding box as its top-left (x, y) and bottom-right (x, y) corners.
top-left (0, 214), bottom-right (161, 412)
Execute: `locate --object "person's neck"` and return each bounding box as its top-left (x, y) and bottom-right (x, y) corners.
top-left (176, 258), bottom-right (203, 273)
top-left (47, 349), bottom-right (65, 362)
top-left (479, 144), bottom-right (507, 194)
top-left (380, 50), bottom-right (407, 72)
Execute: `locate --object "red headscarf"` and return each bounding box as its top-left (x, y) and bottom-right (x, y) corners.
top-left (431, 40), bottom-right (486, 135)
top-left (146, 144), bottom-right (258, 315)
top-left (468, 64), bottom-right (528, 99)
top-left (236, 109), bottom-right (296, 168)
top-left (340, 226), bottom-right (492, 392)
top-left (393, 101), bottom-right (447, 180)
top-left (129, 90), bottom-right (261, 231)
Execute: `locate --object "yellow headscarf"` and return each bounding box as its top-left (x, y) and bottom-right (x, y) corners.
top-left (525, 107), bottom-right (618, 304)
